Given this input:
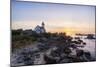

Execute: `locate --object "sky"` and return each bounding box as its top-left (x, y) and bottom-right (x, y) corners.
top-left (11, 0), bottom-right (96, 35)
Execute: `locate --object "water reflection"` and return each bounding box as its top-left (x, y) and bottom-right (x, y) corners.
top-left (74, 36), bottom-right (96, 59)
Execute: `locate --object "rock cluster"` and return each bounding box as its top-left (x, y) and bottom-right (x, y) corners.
top-left (11, 36), bottom-right (93, 66)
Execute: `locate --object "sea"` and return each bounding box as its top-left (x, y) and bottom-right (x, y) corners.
top-left (74, 35), bottom-right (96, 59)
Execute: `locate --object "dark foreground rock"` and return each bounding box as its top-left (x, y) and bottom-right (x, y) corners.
top-left (11, 36), bottom-right (94, 66)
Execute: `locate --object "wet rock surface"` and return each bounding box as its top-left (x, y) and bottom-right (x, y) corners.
top-left (11, 37), bottom-right (95, 66)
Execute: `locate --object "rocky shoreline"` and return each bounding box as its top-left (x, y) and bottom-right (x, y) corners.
top-left (11, 34), bottom-right (95, 66)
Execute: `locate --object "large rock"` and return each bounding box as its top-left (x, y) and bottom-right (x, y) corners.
top-left (76, 49), bottom-right (84, 57)
top-left (37, 43), bottom-right (50, 51)
top-left (44, 55), bottom-right (57, 64)
top-left (84, 51), bottom-right (91, 61)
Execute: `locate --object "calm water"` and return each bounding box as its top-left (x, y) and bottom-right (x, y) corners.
top-left (82, 38), bottom-right (96, 58)
top-left (75, 36), bottom-right (96, 59)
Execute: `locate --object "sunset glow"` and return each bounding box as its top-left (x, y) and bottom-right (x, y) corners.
top-left (11, 1), bottom-right (96, 35)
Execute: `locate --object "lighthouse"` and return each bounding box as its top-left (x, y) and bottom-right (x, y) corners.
top-left (34, 21), bottom-right (46, 34)
top-left (42, 21), bottom-right (45, 28)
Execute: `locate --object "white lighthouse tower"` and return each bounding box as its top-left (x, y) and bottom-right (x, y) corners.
top-left (42, 21), bottom-right (45, 28)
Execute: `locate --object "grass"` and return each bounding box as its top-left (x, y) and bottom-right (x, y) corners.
top-left (12, 34), bottom-right (37, 51)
